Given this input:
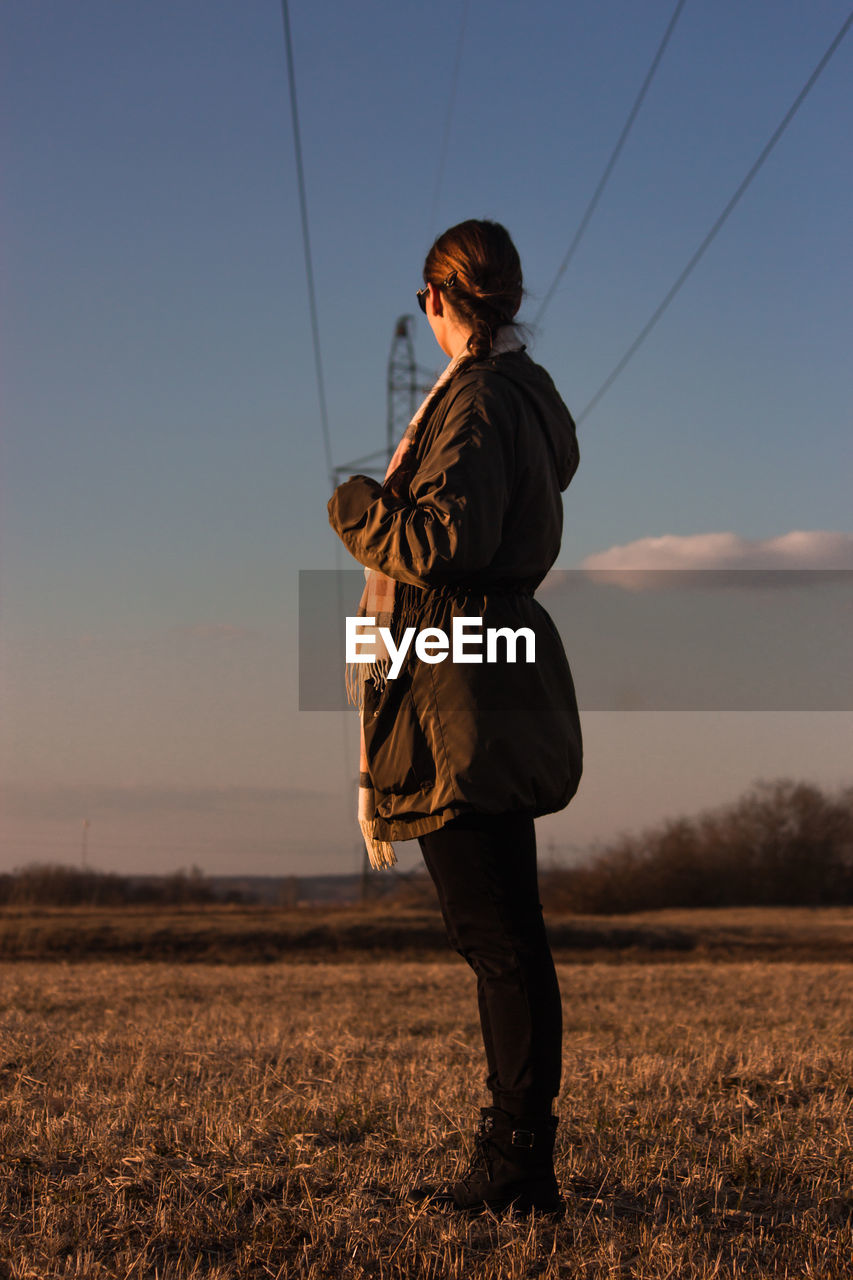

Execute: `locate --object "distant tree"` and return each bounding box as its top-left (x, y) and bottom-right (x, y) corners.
top-left (0, 862), bottom-right (217, 907)
top-left (4, 863), bottom-right (127, 906)
top-left (540, 779), bottom-right (853, 914)
top-left (160, 866), bottom-right (215, 906)
top-left (277, 877), bottom-right (301, 908)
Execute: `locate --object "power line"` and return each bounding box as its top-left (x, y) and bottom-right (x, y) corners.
top-left (426, 0), bottom-right (471, 245)
top-left (280, 0), bottom-right (334, 488)
top-left (278, 2), bottom-right (358, 869)
top-left (534, 0), bottom-right (689, 326)
top-left (577, 7), bottom-right (853, 426)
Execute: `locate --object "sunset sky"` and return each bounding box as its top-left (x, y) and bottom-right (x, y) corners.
top-left (2, 1), bottom-right (851, 877)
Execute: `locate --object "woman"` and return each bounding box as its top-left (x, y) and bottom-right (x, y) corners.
top-left (328, 219), bottom-right (582, 1216)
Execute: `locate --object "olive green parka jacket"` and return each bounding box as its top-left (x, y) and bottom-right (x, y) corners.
top-left (327, 345), bottom-right (582, 843)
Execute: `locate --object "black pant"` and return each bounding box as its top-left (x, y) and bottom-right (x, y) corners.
top-left (417, 810), bottom-right (562, 1119)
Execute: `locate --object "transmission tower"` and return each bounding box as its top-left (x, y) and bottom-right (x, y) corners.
top-left (386, 315), bottom-right (418, 459)
top-left (333, 316), bottom-right (434, 483)
top-left (333, 317), bottom-right (434, 897)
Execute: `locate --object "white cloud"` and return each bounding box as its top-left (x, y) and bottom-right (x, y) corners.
top-left (579, 531), bottom-right (853, 573)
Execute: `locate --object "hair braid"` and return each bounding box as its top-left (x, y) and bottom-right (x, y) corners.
top-left (423, 220), bottom-right (525, 363)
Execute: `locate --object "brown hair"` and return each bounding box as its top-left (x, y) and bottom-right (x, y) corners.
top-left (423, 219), bottom-right (524, 360)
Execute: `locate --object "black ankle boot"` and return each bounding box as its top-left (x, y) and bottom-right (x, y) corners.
top-left (411, 1106), bottom-right (564, 1216)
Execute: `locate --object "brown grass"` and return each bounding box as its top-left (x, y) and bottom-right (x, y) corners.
top-left (4, 903), bottom-right (853, 963)
top-left (2, 958), bottom-right (853, 1278)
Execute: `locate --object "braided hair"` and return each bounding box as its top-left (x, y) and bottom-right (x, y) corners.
top-left (422, 220), bottom-right (524, 361)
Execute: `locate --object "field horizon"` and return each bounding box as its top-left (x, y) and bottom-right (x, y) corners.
top-left (2, 902), bottom-right (853, 965)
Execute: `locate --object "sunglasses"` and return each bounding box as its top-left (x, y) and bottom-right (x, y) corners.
top-left (417, 270), bottom-right (458, 315)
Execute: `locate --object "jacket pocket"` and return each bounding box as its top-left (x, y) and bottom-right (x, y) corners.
top-left (362, 671), bottom-right (436, 797)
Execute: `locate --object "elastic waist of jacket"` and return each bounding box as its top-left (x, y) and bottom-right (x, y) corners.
top-left (394, 581), bottom-right (536, 610)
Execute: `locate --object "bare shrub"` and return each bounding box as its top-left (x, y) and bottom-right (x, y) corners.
top-left (0, 863), bottom-right (216, 907)
top-left (542, 778), bottom-right (853, 914)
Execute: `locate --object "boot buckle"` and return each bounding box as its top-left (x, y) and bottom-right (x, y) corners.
top-left (511, 1127), bottom-right (535, 1149)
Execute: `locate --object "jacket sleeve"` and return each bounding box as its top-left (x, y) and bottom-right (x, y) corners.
top-left (327, 380), bottom-right (514, 587)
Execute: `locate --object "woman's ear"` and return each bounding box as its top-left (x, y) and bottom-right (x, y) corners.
top-left (428, 282), bottom-right (444, 317)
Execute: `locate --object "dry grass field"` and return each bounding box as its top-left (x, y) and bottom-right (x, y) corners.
top-left (2, 954), bottom-right (853, 1278)
top-left (4, 903), bottom-right (853, 963)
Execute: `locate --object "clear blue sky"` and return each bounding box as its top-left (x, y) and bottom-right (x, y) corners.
top-left (2, 0), bottom-right (851, 876)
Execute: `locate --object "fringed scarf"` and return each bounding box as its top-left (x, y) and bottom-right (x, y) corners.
top-left (343, 350), bottom-right (465, 868)
top-left (344, 328), bottom-right (524, 869)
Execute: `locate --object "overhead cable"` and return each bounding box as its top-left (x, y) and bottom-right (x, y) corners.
top-left (534, 0), bottom-right (689, 326)
top-left (280, 0), bottom-right (357, 866)
top-left (577, 7), bottom-right (853, 426)
top-left (425, 0), bottom-right (471, 245)
top-left (280, 0), bottom-right (335, 488)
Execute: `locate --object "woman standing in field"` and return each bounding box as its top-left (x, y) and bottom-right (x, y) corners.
top-left (328, 219), bottom-right (582, 1216)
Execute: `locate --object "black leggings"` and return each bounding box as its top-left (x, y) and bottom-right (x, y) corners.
top-left (417, 810), bottom-right (562, 1119)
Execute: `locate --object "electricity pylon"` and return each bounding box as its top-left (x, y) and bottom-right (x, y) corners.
top-left (333, 317), bottom-right (434, 897)
top-left (333, 315), bottom-right (434, 483)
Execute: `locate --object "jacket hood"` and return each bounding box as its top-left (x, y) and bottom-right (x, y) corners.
top-left (483, 349), bottom-right (580, 491)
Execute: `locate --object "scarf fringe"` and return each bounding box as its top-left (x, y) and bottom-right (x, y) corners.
top-left (360, 820), bottom-right (398, 869)
top-left (345, 658), bottom-right (390, 712)
top-left (343, 336), bottom-right (523, 874)
top-left (345, 662), bottom-right (363, 713)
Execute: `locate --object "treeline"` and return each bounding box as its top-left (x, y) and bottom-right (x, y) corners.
top-left (0, 864), bottom-right (219, 907)
top-left (540, 780), bottom-right (853, 914)
top-left (4, 779), bottom-right (852, 915)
